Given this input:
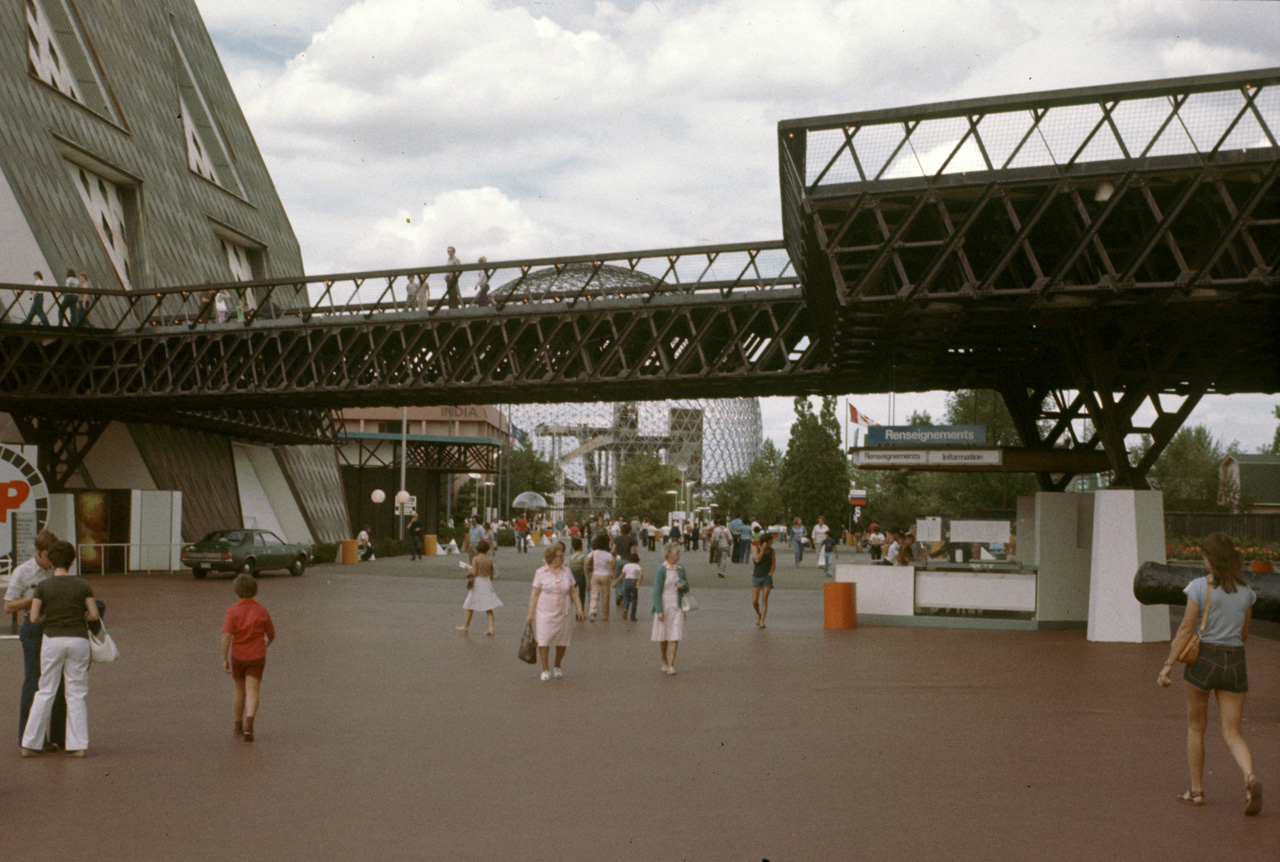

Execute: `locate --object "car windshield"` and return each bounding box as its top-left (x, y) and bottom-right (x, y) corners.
top-left (201, 530), bottom-right (247, 544)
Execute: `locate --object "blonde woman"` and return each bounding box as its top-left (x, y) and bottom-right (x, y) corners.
top-left (458, 540), bottom-right (502, 635)
top-left (1157, 533), bottom-right (1262, 814)
top-left (525, 542), bottom-right (584, 681)
top-left (651, 543), bottom-right (689, 675)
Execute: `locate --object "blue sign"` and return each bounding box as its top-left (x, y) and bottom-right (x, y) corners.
top-left (864, 425), bottom-right (987, 447)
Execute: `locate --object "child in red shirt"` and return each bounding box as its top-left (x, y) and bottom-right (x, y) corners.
top-left (221, 574), bottom-right (275, 741)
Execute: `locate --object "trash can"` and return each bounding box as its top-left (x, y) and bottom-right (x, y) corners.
top-left (424, 535), bottom-right (438, 556)
top-left (340, 539), bottom-right (359, 565)
top-left (845, 532), bottom-right (856, 546)
top-left (824, 581), bottom-right (856, 629)
top-left (530, 531), bottom-right (542, 547)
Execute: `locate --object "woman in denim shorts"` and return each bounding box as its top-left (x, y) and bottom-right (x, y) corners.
top-left (1157, 533), bottom-right (1262, 815)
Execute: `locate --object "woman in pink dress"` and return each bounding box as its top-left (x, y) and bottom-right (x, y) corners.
top-left (525, 542), bottom-right (584, 681)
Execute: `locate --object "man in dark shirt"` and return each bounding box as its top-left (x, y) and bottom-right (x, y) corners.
top-left (610, 523), bottom-right (637, 607)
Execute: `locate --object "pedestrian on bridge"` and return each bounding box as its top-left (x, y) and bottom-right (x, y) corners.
top-left (23, 271), bottom-right (50, 326)
top-left (445, 247), bottom-right (461, 308)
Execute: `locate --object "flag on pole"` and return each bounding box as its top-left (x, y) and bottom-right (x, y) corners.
top-left (848, 404), bottom-right (879, 426)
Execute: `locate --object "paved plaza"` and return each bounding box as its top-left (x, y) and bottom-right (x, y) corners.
top-left (3, 546), bottom-right (1276, 861)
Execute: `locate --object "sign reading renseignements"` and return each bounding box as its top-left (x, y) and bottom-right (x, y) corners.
top-left (864, 425), bottom-right (987, 447)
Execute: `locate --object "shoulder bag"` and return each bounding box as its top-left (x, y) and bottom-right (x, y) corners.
top-left (88, 621), bottom-right (119, 664)
top-left (1176, 580), bottom-right (1212, 665)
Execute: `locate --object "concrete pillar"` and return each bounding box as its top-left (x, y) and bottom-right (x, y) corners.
top-left (423, 472), bottom-right (440, 554)
top-left (1087, 490), bottom-right (1169, 642)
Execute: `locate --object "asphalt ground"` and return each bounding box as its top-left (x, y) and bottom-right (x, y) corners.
top-left (2, 544), bottom-right (1276, 861)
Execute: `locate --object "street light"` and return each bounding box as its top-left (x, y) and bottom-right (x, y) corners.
top-left (483, 481), bottom-right (495, 523)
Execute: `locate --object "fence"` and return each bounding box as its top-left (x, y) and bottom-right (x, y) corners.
top-left (1164, 512), bottom-right (1280, 544)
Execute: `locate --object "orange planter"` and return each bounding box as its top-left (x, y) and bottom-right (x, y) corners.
top-left (824, 582), bottom-right (856, 629)
top-left (1250, 560), bottom-right (1274, 574)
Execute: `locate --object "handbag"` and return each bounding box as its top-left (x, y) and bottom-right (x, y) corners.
top-left (1176, 580), bottom-right (1212, 665)
top-left (87, 622), bottom-right (119, 664)
top-left (681, 593), bottom-right (698, 612)
top-left (517, 623), bottom-right (538, 664)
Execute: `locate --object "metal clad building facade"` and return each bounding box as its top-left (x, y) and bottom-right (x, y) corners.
top-left (0, 0), bottom-right (349, 545)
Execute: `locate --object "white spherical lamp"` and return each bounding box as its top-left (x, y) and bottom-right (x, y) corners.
top-left (370, 489), bottom-right (386, 504)
top-left (395, 490), bottom-right (411, 505)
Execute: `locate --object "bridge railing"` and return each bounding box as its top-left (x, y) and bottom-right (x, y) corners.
top-left (781, 67), bottom-right (1280, 193)
top-left (0, 241), bottom-right (798, 334)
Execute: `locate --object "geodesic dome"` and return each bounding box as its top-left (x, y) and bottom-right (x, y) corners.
top-left (493, 262), bottom-right (660, 301)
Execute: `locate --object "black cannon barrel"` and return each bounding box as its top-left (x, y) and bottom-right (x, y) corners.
top-left (1133, 562), bottom-right (1280, 624)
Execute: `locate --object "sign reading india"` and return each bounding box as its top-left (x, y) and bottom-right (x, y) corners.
top-left (864, 425), bottom-right (987, 447)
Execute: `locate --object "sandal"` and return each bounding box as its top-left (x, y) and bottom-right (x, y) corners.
top-left (1176, 790), bottom-right (1204, 806)
top-left (1245, 775), bottom-right (1263, 816)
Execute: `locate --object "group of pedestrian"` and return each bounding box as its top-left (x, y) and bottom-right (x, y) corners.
top-left (522, 537), bottom-right (691, 680)
top-left (22, 269), bottom-right (94, 327)
top-left (405, 246), bottom-right (491, 311)
top-left (8, 529), bottom-right (276, 754)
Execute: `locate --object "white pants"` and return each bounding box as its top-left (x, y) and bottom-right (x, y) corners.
top-left (23, 636), bottom-right (90, 751)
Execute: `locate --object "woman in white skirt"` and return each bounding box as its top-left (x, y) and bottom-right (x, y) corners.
top-left (458, 541), bottom-right (502, 635)
top-left (651, 543), bottom-right (689, 675)
top-left (526, 542), bottom-right (584, 681)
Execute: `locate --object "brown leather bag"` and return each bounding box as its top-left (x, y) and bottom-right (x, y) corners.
top-left (1176, 580), bottom-right (1212, 664)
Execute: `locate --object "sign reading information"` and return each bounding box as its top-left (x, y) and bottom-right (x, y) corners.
top-left (853, 449), bottom-right (1003, 468)
top-left (864, 425), bottom-right (987, 447)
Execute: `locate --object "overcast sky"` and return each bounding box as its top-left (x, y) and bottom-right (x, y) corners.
top-left (194, 0), bottom-right (1280, 454)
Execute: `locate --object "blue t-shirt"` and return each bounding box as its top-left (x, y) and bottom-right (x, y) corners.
top-left (1184, 576), bottom-right (1256, 648)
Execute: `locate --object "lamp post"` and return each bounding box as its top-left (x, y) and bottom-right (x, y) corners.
top-left (483, 481), bottom-right (495, 524)
top-left (399, 406), bottom-right (408, 540)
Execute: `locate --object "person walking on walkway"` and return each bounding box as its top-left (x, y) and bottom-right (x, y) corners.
top-left (59, 269), bottom-right (79, 327)
top-left (5, 529), bottom-right (62, 747)
top-left (407, 514), bottom-right (424, 560)
top-left (221, 573), bottom-right (275, 742)
top-left (458, 540), bottom-right (502, 635)
top-left (526, 542), bottom-right (584, 681)
top-left (586, 533), bottom-right (614, 621)
top-left (750, 532), bottom-right (776, 629)
top-left (24, 271), bottom-right (50, 325)
top-left (1157, 532), bottom-right (1262, 815)
top-left (790, 517), bottom-right (805, 567)
top-left (812, 516), bottom-right (830, 568)
top-left (21, 541), bottom-right (99, 757)
top-left (710, 518), bottom-right (732, 578)
top-left (445, 246), bottom-right (461, 308)
top-left (651, 543), bottom-right (688, 675)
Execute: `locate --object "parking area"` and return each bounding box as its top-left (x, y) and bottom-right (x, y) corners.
top-left (2, 548), bottom-right (1276, 861)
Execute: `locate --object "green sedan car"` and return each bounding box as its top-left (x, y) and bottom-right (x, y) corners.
top-left (180, 529), bottom-right (312, 578)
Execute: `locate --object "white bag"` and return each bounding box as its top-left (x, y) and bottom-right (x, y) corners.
top-left (681, 594), bottom-right (698, 612)
top-left (88, 623), bottom-right (119, 663)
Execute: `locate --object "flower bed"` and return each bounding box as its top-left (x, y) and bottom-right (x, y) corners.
top-left (1165, 537), bottom-right (1280, 563)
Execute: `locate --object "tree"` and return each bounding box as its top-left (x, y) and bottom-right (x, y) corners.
top-left (614, 452), bottom-right (678, 525)
top-left (711, 470), bottom-right (754, 524)
top-left (502, 440), bottom-right (559, 514)
top-left (1271, 405), bottom-right (1280, 455)
top-left (932, 390), bottom-right (1037, 515)
top-left (748, 439), bottom-right (786, 525)
top-left (781, 396), bottom-right (849, 530)
top-left (1143, 425), bottom-right (1231, 512)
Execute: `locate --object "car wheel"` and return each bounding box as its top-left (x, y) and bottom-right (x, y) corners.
top-left (240, 558), bottom-right (258, 578)
top-left (289, 556), bottom-right (305, 576)
top-left (192, 569), bottom-right (207, 579)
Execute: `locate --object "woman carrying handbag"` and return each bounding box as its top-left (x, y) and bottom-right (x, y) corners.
top-left (1156, 533), bottom-right (1262, 815)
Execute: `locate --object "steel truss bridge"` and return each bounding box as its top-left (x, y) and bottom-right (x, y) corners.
top-left (2, 69), bottom-right (1279, 491)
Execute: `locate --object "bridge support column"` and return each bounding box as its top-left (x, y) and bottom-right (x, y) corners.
top-left (1087, 490), bottom-right (1169, 642)
top-left (423, 472), bottom-right (440, 554)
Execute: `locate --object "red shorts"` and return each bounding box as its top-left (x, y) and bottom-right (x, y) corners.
top-left (231, 656), bottom-right (266, 681)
